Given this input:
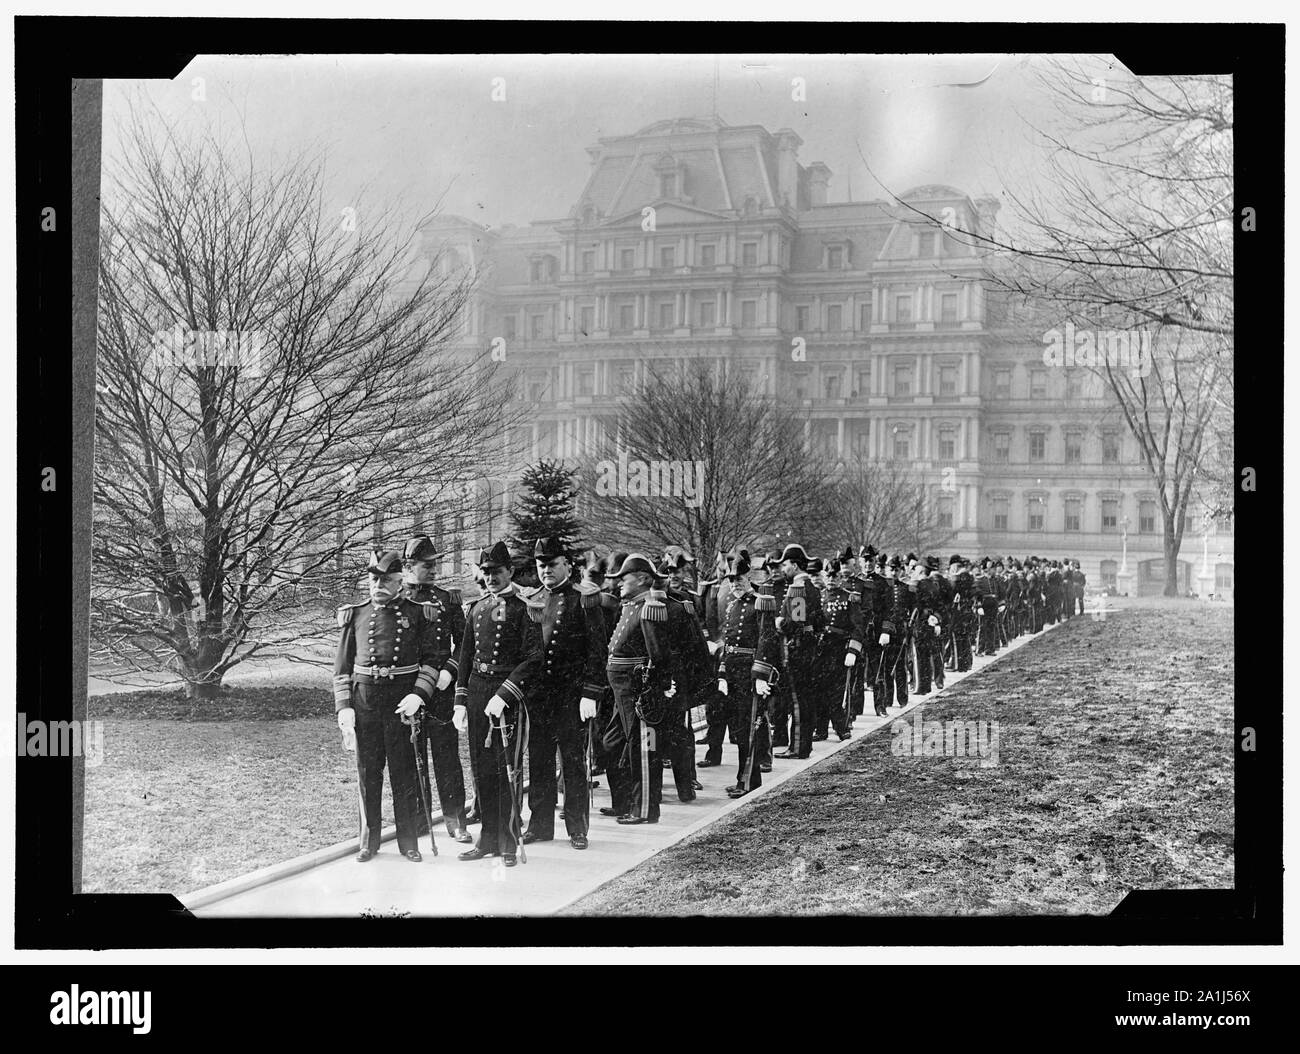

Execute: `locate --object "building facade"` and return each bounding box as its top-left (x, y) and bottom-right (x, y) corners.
top-left (415, 116), bottom-right (1233, 597)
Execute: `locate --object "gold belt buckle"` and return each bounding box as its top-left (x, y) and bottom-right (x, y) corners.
top-left (378, 665), bottom-right (392, 679)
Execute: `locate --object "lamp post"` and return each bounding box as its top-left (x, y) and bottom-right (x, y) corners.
top-left (1196, 519), bottom-right (1217, 601)
top-left (1116, 515), bottom-right (1134, 598)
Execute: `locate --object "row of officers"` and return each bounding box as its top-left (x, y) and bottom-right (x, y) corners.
top-left (333, 536), bottom-right (1087, 868)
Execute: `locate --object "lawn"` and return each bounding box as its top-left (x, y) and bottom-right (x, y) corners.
top-left (564, 601), bottom-right (1235, 916)
top-left (83, 686), bottom-right (479, 895)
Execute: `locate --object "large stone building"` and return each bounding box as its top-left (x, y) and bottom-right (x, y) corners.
top-left (415, 116), bottom-right (1233, 598)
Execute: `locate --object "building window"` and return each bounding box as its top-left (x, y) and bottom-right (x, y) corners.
top-left (1027, 500), bottom-right (1045, 532)
top-left (793, 372), bottom-right (810, 400)
top-left (824, 372), bottom-right (842, 399)
top-left (1102, 431), bottom-right (1120, 464)
top-left (618, 304), bottom-right (634, 331)
top-left (992, 497), bottom-right (1009, 531)
top-left (1065, 498), bottom-right (1082, 532)
top-left (1029, 368), bottom-right (1048, 399)
top-left (660, 172), bottom-right (677, 198)
top-left (795, 305), bottom-right (809, 332)
top-left (853, 368), bottom-right (871, 398)
top-left (579, 306), bottom-right (594, 335)
top-left (576, 368), bottom-right (594, 397)
top-left (940, 293), bottom-right (958, 324)
top-left (740, 300), bottom-right (757, 328)
top-left (993, 368), bottom-right (1011, 399)
top-left (659, 246), bottom-right (675, 270)
top-left (1028, 431), bottom-right (1046, 462)
top-left (937, 497), bottom-right (954, 529)
top-left (827, 246), bottom-right (843, 270)
top-left (893, 431), bottom-right (910, 460)
top-left (1066, 371), bottom-right (1085, 401)
top-left (1139, 500), bottom-right (1157, 534)
top-left (1102, 499), bottom-right (1118, 532)
top-left (658, 302), bottom-right (675, 330)
top-left (896, 295), bottom-right (912, 323)
top-left (700, 243), bottom-right (716, 268)
top-left (918, 231), bottom-right (937, 257)
top-left (741, 242), bottom-right (758, 267)
top-left (619, 248), bottom-right (635, 271)
top-left (698, 300), bottom-right (716, 327)
top-left (1065, 432), bottom-right (1083, 464)
top-left (613, 365), bottom-right (635, 394)
top-left (530, 259), bottom-right (544, 283)
top-left (938, 430), bottom-right (956, 461)
top-left (580, 250), bottom-right (594, 273)
top-left (993, 431), bottom-right (1010, 463)
top-left (826, 304), bottom-right (843, 331)
top-left (939, 364), bottom-right (958, 396)
top-left (530, 315), bottom-right (545, 341)
top-left (894, 364), bottom-right (913, 397)
top-left (1215, 563), bottom-right (1234, 593)
top-left (502, 315), bottom-right (517, 341)
top-left (1100, 560), bottom-right (1118, 589)
top-left (860, 303), bottom-right (872, 330)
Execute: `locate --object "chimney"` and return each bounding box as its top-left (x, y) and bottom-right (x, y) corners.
top-left (974, 195), bottom-right (1001, 239)
top-left (806, 162), bottom-right (832, 207)
top-left (774, 129), bottom-right (802, 209)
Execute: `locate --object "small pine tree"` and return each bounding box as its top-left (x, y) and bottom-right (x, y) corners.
top-left (508, 460), bottom-right (585, 581)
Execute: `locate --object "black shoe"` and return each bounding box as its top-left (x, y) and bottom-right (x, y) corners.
top-left (464, 808), bottom-right (480, 825)
top-left (403, 849), bottom-right (422, 862)
top-left (773, 750), bottom-right (800, 760)
top-left (616, 815), bottom-right (658, 825)
top-left (695, 736), bottom-right (711, 745)
top-left (503, 854), bottom-right (517, 867)
top-left (698, 757), bottom-right (722, 768)
top-left (726, 785), bottom-right (749, 798)
top-left (693, 778), bottom-right (703, 790)
top-left (838, 730), bottom-right (852, 741)
top-left (457, 846), bottom-right (497, 862)
top-left (356, 848), bottom-right (375, 863)
top-left (812, 732), bottom-right (828, 741)
top-left (759, 762), bottom-right (772, 773)
top-left (678, 792), bottom-right (697, 803)
top-left (522, 831), bottom-right (552, 845)
top-left (452, 827), bottom-right (474, 844)
top-left (599, 806), bottom-right (626, 818)
top-left (661, 758), bottom-right (673, 768)
top-left (570, 834), bottom-right (588, 850)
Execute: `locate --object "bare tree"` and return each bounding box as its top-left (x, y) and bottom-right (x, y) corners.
top-left (576, 360), bottom-right (830, 560)
top-left (880, 61), bottom-right (1233, 595)
top-left (814, 458), bottom-right (959, 558)
top-left (93, 107), bottom-right (515, 697)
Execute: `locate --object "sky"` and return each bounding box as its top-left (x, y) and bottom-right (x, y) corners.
top-left (101, 52), bottom-right (1118, 232)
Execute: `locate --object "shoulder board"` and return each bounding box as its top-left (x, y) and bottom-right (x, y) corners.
top-left (641, 589), bottom-right (668, 622)
top-left (446, 587), bottom-right (462, 604)
top-left (580, 590), bottom-right (602, 609)
top-left (526, 604), bottom-right (545, 623)
top-left (787, 581), bottom-right (806, 598)
top-left (337, 603), bottom-right (364, 628)
top-left (848, 590), bottom-right (861, 602)
top-left (754, 591), bottom-right (777, 613)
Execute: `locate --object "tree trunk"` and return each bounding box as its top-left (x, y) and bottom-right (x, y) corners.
top-left (184, 677), bottom-right (223, 701)
top-left (1163, 524), bottom-right (1182, 597)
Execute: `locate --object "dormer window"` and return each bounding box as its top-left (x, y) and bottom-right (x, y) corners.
top-left (582, 206), bottom-right (597, 226)
top-left (654, 153), bottom-right (685, 200)
top-left (660, 172), bottom-right (677, 198)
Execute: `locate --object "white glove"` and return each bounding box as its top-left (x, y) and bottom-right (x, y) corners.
top-left (436, 669), bottom-right (453, 691)
top-left (755, 679), bottom-right (771, 697)
top-left (998, 604), bottom-right (1007, 612)
top-left (579, 697), bottom-right (598, 721)
top-left (663, 679), bottom-right (677, 699)
top-left (485, 694), bottom-right (508, 719)
top-left (775, 617), bottom-right (786, 631)
top-left (337, 707), bottom-right (356, 753)
top-left (879, 633), bottom-right (890, 645)
top-left (706, 640), bottom-right (722, 655)
top-left (934, 625), bottom-right (942, 636)
top-left (453, 704), bottom-right (468, 732)
top-left (928, 615), bottom-right (939, 627)
top-left (395, 694), bottom-right (423, 718)
top-left (717, 678), bottom-right (729, 696)
top-left (844, 652), bottom-right (857, 668)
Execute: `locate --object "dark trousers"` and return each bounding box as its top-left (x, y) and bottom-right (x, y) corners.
top-left (915, 623), bottom-right (943, 693)
top-left (418, 690), bottom-right (467, 835)
top-left (1029, 602), bottom-right (1043, 633)
top-left (813, 640), bottom-right (852, 736)
top-left (783, 640), bottom-right (817, 756)
top-left (353, 683), bottom-right (424, 854)
top-left (865, 636), bottom-right (886, 712)
top-left (723, 659), bottom-right (767, 791)
top-left (953, 616), bottom-right (974, 671)
top-left (876, 637), bottom-right (909, 709)
top-left (465, 675), bottom-right (526, 855)
top-left (666, 706), bottom-right (697, 802)
top-left (597, 689), bottom-right (632, 815)
top-left (769, 681), bottom-right (790, 748)
top-left (607, 673), bottom-right (663, 822)
top-left (702, 686), bottom-right (731, 764)
top-left (526, 697), bottom-right (589, 839)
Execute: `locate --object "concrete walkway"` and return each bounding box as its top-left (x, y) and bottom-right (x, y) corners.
top-left (185, 616), bottom-right (1076, 918)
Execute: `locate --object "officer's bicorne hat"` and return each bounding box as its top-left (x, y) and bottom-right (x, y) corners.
top-left (779, 543), bottom-right (810, 568)
top-left (838, 545), bottom-right (855, 563)
top-left (723, 550), bottom-right (751, 578)
top-left (658, 552), bottom-right (688, 576)
top-left (403, 535), bottom-right (443, 563)
top-left (807, 557), bottom-right (824, 576)
top-left (926, 555), bottom-right (942, 572)
top-left (860, 544), bottom-right (877, 562)
top-left (533, 535), bottom-right (569, 561)
top-left (609, 552), bottom-right (665, 581)
top-left (367, 549), bottom-right (404, 577)
top-left (662, 545), bottom-right (694, 567)
top-left (477, 540), bottom-right (513, 571)
top-left (906, 552), bottom-right (918, 566)
top-left (887, 554), bottom-right (905, 570)
top-left (949, 554), bottom-right (965, 568)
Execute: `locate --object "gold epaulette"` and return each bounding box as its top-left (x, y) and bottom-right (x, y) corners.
top-left (336, 603), bottom-right (364, 628)
top-left (447, 587), bottom-right (462, 605)
top-left (641, 589), bottom-right (667, 622)
top-left (754, 590), bottom-right (777, 613)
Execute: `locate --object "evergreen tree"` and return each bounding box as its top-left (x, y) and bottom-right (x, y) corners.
top-left (507, 460), bottom-right (585, 582)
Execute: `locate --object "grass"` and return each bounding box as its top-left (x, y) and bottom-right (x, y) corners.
top-left (83, 686), bottom-right (481, 895)
top-left (563, 601), bottom-right (1234, 916)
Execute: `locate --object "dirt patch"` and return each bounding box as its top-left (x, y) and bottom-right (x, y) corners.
top-left (564, 603), bottom-right (1234, 916)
